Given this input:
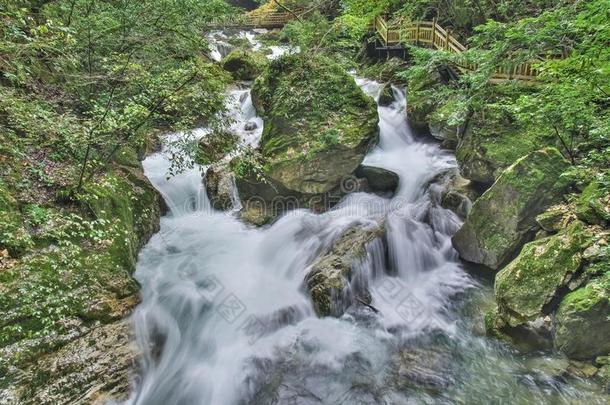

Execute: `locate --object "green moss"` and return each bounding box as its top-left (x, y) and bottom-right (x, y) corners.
top-left (576, 177), bottom-right (610, 226)
top-left (196, 130), bottom-right (239, 165)
top-left (222, 49), bottom-right (267, 81)
top-left (554, 272), bottom-right (610, 359)
top-left (535, 204), bottom-right (573, 233)
top-left (0, 181), bottom-right (33, 256)
top-left (253, 54), bottom-right (377, 162)
top-left (456, 109), bottom-right (555, 184)
top-left (494, 221), bottom-right (592, 326)
top-left (249, 54), bottom-right (378, 195)
top-left (453, 147), bottom-right (572, 269)
top-left (0, 167), bottom-right (160, 367)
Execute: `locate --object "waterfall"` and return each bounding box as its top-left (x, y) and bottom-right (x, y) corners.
top-left (119, 31), bottom-right (609, 405)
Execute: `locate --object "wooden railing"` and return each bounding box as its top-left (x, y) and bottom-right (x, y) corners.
top-left (208, 11), bottom-right (300, 29)
top-left (374, 15), bottom-right (541, 82)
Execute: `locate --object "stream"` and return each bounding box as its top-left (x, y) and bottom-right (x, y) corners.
top-left (120, 31), bottom-right (607, 405)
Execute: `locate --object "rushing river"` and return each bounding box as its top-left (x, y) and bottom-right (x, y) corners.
top-left (120, 31), bottom-right (608, 405)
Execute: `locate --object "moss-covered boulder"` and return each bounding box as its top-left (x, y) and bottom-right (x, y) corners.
top-left (204, 162), bottom-right (236, 211)
top-left (196, 130), bottom-right (239, 165)
top-left (452, 147), bottom-right (571, 270)
top-left (222, 49), bottom-right (267, 81)
top-left (251, 55), bottom-right (378, 196)
top-left (455, 106), bottom-right (555, 186)
top-left (305, 224), bottom-right (384, 317)
top-left (494, 221), bottom-right (592, 329)
top-left (378, 83), bottom-right (395, 106)
top-left (575, 177), bottom-right (610, 226)
top-left (554, 272), bottom-right (610, 360)
top-left (406, 70), bottom-right (443, 135)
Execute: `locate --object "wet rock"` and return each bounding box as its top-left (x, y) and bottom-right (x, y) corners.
top-left (222, 49), bottom-right (267, 81)
top-left (441, 190), bottom-right (471, 219)
top-left (355, 165), bottom-right (399, 194)
top-left (386, 345), bottom-right (454, 393)
top-left (305, 224), bottom-right (384, 317)
top-left (554, 272), bottom-right (610, 360)
top-left (244, 121), bottom-right (258, 131)
top-left (438, 172), bottom-right (478, 219)
top-left (452, 147), bottom-right (571, 270)
top-left (566, 360), bottom-right (600, 378)
top-left (204, 162), bottom-right (236, 211)
top-left (493, 221), bottom-right (592, 339)
top-left (196, 130), bottom-right (239, 165)
top-left (0, 320), bottom-right (137, 405)
top-left (596, 365), bottom-right (610, 393)
top-left (378, 83), bottom-right (395, 106)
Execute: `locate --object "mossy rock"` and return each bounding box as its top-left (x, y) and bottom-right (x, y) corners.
top-left (494, 221), bottom-right (593, 328)
top-left (0, 165), bottom-right (162, 401)
top-left (455, 106), bottom-right (555, 185)
top-left (204, 162), bottom-right (236, 211)
top-left (406, 70), bottom-right (443, 135)
top-left (535, 204), bottom-right (576, 233)
top-left (452, 147), bottom-right (571, 270)
top-left (251, 54), bottom-right (378, 196)
top-left (222, 49), bottom-right (267, 81)
top-left (575, 178), bottom-right (610, 226)
top-left (196, 130), bottom-right (239, 165)
top-left (554, 272), bottom-right (610, 360)
top-left (305, 224), bottom-right (384, 317)
top-left (378, 83), bottom-right (395, 106)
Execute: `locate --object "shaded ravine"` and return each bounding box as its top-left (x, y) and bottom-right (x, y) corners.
top-left (119, 32), bottom-right (607, 405)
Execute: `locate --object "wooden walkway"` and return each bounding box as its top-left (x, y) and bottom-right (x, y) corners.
top-left (207, 10), bottom-right (300, 30)
top-left (207, 10), bottom-right (544, 83)
top-left (374, 16), bottom-right (540, 82)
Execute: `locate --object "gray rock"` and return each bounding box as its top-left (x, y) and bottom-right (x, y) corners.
top-left (305, 224), bottom-right (384, 317)
top-left (204, 162), bottom-right (236, 211)
top-left (355, 165), bottom-right (399, 193)
top-left (452, 148), bottom-right (571, 270)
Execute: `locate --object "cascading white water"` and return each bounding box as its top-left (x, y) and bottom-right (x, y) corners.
top-left (120, 32), bottom-right (608, 405)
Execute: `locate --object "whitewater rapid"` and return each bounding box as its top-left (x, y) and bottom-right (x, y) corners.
top-left (120, 31), bottom-right (608, 405)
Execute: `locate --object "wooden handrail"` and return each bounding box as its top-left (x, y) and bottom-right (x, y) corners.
top-left (375, 15), bottom-right (544, 82)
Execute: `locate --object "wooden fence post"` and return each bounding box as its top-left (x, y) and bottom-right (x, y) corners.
top-left (446, 29), bottom-right (451, 51)
top-left (415, 22), bottom-right (420, 44)
top-left (432, 17), bottom-right (438, 47)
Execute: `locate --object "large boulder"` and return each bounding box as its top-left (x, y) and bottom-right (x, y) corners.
top-left (196, 130), bottom-right (239, 165)
top-left (222, 49), bottom-right (267, 81)
top-left (233, 55), bottom-right (378, 220)
top-left (355, 165), bottom-right (399, 194)
top-left (204, 162), bottom-right (236, 211)
top-left (554, 272), bottom-right (610, 360)
top-left (452, 147), bottom-right (571, 270)
top-left (493, 221), bottom-right (592, 332)
top-left (455, 106), bottom-right (555, 186)
top-left (305, 224), bottom-right (384, 317)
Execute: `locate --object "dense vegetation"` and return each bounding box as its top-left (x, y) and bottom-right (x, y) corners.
top-left (0, 0), bottom-right (233, 400)
top-left (1, 0), bottom-right (608, 401)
